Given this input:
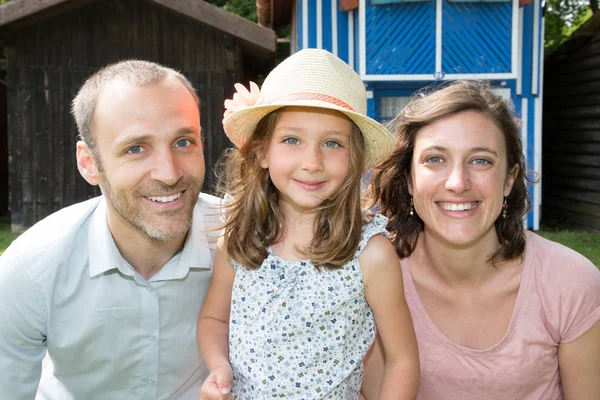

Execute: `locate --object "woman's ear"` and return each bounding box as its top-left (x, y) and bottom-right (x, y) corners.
top-left (504, 164), bottom-right (519, 196)
top-left (76, 141), bottom-right (101, 186)
top-left (406, 171), bottom-right (414, 195)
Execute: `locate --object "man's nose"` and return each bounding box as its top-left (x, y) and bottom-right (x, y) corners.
top-left (150, 149), bottom-right (183, 186)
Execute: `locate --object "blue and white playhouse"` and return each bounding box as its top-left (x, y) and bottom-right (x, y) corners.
top-left (272, 0), bottom-right (544, 229)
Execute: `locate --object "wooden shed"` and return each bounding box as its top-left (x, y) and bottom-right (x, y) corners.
top-left (0, 0), bottom-right (276, 231)
top-left (543, 14), bottom-right (600, 231)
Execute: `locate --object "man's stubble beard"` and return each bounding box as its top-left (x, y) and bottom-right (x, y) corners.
top-left (95, 158), bottom-right (203, 242)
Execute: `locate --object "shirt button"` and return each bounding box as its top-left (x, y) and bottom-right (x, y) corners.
top-left (147, 335), bottom-right (156, 342)
top-left (146, 286), bottom-right (154, 292)
top-left (144, 378), bottom-right (155, 384)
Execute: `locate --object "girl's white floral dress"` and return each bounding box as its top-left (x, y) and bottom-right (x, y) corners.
top-left (228, 215), bottom-right (388, 399)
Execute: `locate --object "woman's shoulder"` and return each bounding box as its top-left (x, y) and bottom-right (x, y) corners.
top-left (526, 231), bottom-right (600, 342)
top-left (526, 230), bottom-right (597, 278)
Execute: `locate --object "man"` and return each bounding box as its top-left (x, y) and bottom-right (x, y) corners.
top-left (0, 60), bottom-right (221, 399)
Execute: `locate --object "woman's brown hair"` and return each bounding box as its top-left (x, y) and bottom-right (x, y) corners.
top-left (367, 80), bottom-right (533, 263)
top-left (218, 108), bottom-right (366, 269)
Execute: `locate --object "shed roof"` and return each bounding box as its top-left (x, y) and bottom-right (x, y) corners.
top-left (257, 0), bottom-right (292, 31)
top-left (546, 12), bottom-right (600, 65)
top-left (0, 0), bottom-right (277, 55)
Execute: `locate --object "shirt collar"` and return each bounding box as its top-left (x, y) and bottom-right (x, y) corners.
top-left (88, 197), bottom-right (213, 280)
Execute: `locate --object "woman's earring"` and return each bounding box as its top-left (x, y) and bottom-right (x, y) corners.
top-left (502, 197), bottom-right (508, 219)
top-left (409, 197), bottom-right (414, 216)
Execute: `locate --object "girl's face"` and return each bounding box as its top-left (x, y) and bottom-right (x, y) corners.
top-left (259, 107), bottom-right (353, 215)
top-left (409, 110), bottom-right (518, 249)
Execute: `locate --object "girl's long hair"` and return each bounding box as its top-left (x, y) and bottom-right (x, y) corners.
top-left (218, 108), bottom-right (366, 269)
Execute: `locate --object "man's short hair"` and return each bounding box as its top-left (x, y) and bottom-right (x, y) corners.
top-left (71, 60), bottom-right (199, 155)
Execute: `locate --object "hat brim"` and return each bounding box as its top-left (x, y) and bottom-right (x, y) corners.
top-left (224, 101), bottom-right (395, 169)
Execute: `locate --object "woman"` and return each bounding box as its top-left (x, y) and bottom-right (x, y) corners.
top-left (363, 81), bottom-right (600, 399)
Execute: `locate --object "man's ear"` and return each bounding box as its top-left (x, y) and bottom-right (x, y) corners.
top-left (76, 141), bottom-right (100, 186)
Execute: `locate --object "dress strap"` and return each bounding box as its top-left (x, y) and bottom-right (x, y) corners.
top-left (355, 214), bottom-right (389, 257)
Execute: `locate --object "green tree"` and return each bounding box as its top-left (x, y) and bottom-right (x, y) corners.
top-left (205, 0), bottom-right (257, 22)
top-left (545, 0), bottom-right (597, 53)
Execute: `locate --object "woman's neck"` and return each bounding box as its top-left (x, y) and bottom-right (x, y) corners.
top-left (414, 231), bottom-right (503, 287)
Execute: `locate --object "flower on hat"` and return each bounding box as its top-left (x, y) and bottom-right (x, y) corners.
top-left (223, 81), bottom-right (261, 126)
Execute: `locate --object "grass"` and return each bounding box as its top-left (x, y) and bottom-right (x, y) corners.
top-left (0, 215), bottom-right (20, 256)
top-left (0, 215), bottom-right (598, 267)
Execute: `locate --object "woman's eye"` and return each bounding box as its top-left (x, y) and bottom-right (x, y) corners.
top-left (283, 137), bottom-right (299, 145)
top-left (127, 145), bottom-right (144, 154)
top-left (472, 158), bottom-right (490, 166)
top-left (175, 139), bottom-right (192, 148)
top-left (426, 156), bottom-right (443, 163)
top-left (324, 140), bottom-right (341, 148)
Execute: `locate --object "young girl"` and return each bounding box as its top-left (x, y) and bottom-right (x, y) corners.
top-left (197, 49), bottom-right (419, 400)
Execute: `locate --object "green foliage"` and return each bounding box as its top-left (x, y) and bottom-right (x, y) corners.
top-left (205, 0), bottom-right (257, 22)
top-left (545, 0), bottom-right (596, 54)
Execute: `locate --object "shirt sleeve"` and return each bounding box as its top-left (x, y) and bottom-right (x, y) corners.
top-left (534, 235), bottom-right (600, 344)
top-left (0, 251), bottom-right (47, 398)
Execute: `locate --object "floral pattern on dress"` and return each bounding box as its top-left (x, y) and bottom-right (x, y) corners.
top-left (229, 214), bottom-right (388, 399)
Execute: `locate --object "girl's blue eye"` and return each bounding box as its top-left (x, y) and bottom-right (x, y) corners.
top-left (324, 140), bottom-right (341, 148)
top-left (283, 137), bottom-right (299, 145)
top-left (127, 145), bottom-right (143, 154)
top-left (176, 139), bottom-right (191, 148)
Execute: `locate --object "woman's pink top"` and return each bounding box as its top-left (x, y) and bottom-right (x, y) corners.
top-left (401, 231), bottom-right (600, 400)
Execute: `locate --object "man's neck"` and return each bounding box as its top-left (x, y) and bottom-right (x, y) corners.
top-left (107, 214), bottom-right (187, 280)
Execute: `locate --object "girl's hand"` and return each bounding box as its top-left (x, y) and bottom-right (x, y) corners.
top-left (223, 81), bottom-right (260, 124)
top-left (200, 365), bottom-right (234, 400)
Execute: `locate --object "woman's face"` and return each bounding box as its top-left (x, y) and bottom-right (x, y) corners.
top-left (409, 110), bottom-right (518, 249)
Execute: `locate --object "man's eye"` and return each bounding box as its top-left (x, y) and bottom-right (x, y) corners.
top-left (176, 139), bottom-right (192, 148)
top-left (127, 145), bottom-right (144, 154)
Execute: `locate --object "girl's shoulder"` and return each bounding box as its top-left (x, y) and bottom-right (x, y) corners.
top-left (356, 214), bottom-right (390, 256)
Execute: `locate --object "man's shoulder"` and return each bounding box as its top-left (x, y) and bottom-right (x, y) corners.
top-left (196, 192), bottom-right (221, 226)
top-left (2, 197), bottom-right (102, 266)
top-left (197, 192), bottom-right (221, 208)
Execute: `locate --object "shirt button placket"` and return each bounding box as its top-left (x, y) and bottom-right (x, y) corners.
top-left (140, 283), bottom-right (160, 397)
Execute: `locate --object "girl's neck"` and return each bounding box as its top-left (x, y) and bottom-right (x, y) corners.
top-left (414, 230), bottom-right (503, 287)
top-left (271, 206), bottom-right (317, 261)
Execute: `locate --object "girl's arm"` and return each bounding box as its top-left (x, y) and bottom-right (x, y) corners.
top-left (558, 320), bottom-right (600, 399)
top-left (360, 234), bottom-right (419, 400)
top-left (197, 236), bottom-right (236, 399)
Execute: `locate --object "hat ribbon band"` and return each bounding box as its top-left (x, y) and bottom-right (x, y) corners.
top-left (268, 92), bottom-right (355, 112)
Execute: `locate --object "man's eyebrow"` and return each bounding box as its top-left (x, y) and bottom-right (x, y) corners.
top-left (114, 134), bottom-right (152, 149)
top-left (114, 127), bottom-right (200, 149)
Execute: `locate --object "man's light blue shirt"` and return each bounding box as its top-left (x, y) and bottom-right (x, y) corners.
top-left (0, 194), bottom-right (221, 399)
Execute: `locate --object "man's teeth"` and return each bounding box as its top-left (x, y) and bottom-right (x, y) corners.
top-left (441, 203), bottom-right (477, 211)
top-left (147, 193), bottom-right (182, 203)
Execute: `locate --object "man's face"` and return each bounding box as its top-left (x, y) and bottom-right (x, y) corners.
top-left (89, 77), bottom-right (204, 242)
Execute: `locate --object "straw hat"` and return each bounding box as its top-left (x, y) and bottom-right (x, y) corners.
top-left (223, 49), bottom-right (395, 168)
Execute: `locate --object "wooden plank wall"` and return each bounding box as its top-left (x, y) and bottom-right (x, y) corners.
top-left (0, 80), bottom-right (7, 216)
top-left (542, 31), bottom-right (600, 231)
top-left (6, 0), bottom-right (247, 230)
